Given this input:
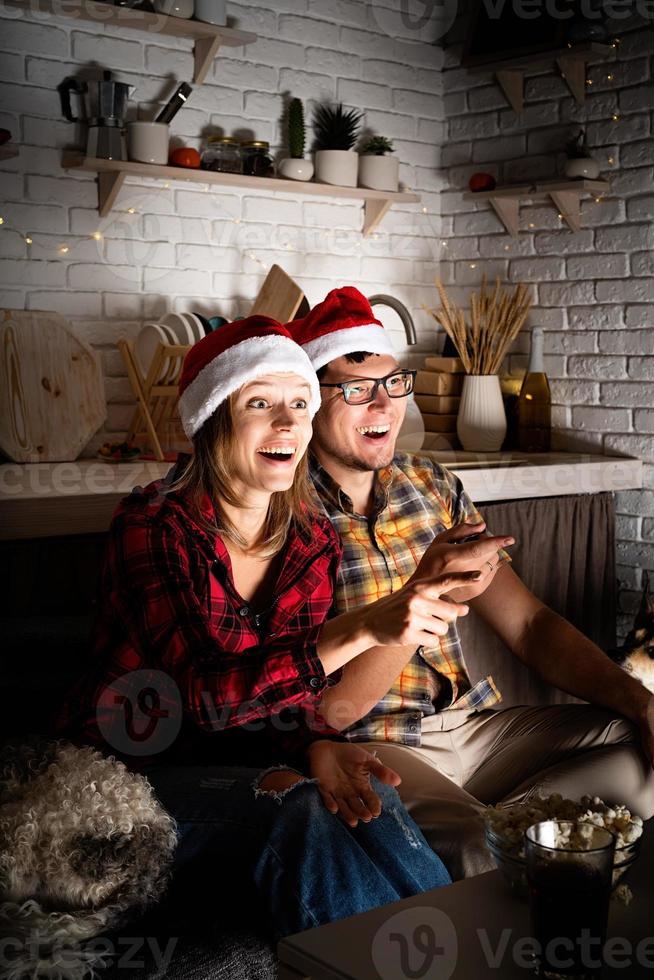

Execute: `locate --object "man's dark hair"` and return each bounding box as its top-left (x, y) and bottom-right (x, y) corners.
top-left (316, 351), bottom-right (378, 380)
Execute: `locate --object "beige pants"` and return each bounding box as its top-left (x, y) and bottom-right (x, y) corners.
top-left (363, 704), bottom-right (654, 880)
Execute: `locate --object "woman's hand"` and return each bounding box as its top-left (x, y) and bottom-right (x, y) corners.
top-left (412, 521), bottom-right (515, 602)
top-left (306, 740), bottom-right (401, 827)
top-left (364, 569), bottom-right (483, 648)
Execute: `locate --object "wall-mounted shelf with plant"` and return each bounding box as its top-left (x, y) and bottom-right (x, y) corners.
top-left (5, 0), bottom-right (256, 84)
top-left (62, 153), bottom-right (420, 237)
top-left (463, 178), bottom-right (610, 236)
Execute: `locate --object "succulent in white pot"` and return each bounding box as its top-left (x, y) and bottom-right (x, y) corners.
top-left (563, 128), bottom-right (600, 180)
top-left (358, 135), bottom-right (399, 192)
top-left (278, 97), bottom-right (314, 182)
top-left (313, 102), bottom-right (362, 188)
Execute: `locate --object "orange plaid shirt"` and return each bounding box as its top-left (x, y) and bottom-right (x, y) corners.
top-left (311, 452), bottom-right (507, 746)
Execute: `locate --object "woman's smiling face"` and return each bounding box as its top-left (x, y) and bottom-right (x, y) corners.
top-left (227, 372), bottom-right (313, 503)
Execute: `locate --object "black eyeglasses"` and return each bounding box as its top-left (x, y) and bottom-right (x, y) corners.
top-left (319, 370), bottom-right (417, 406)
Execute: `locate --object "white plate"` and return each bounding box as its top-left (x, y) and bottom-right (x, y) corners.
top-left (135, 323), bottom-right (172, 383)
top-left (181, 312), bottom-right (205, 344)
top-left (159, 322), bottom-right (180, 384)
top-left (162, 311), bottom-right (196, 347)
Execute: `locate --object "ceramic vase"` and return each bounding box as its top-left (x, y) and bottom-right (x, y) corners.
top-left (358, 154), bottom-right (399, 192)
top-left (314, 149), bottom-right (358, 187)
top-left (457, 374), bottom-right (507, 452)
top-left (278, 158), bottom-right (314, 181)
top-left (564, 156), bottom-right (601, 179)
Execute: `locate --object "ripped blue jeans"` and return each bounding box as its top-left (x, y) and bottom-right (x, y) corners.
top-left (142, 763), bottom-right (451, 939)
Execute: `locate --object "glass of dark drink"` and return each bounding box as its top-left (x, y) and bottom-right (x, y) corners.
top-left (525, 820), bottom-right (616, 979)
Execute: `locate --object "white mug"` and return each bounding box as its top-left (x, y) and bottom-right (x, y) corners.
top-left (193, 0), bottom-right (226, 24)
top-left (128, 122), bottom-right (169, 165)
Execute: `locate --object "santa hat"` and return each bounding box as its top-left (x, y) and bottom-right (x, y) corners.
top-left (289, 286), bottom-right (395, 371)
top-left (178, 315), bottom-right (321, 439)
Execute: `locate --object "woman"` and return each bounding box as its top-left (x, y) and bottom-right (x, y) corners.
top-left (59, 316), bottom-right (476, 938)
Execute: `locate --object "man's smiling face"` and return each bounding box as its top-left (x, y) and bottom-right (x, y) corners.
top-left (311, 353), bottom-right (408, 473)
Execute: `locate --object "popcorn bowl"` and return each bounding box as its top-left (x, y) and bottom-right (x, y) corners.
top-left (484, 796), bottom-right (643, 895)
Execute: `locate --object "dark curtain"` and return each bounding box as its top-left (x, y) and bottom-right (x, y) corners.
top-left (457, 492), bottom-right (616, 707)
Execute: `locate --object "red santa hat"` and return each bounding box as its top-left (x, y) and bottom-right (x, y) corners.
top-left (178, 315), bottom-right (321, 439)
top-left (289, 286), bottom-right (395, 370)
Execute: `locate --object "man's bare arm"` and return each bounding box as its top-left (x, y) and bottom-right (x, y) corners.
top-left (470, 565), bottom-right (654, 761)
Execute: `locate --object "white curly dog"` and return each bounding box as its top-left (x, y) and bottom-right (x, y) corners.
top-left (0, 738), bottom-right (177, 980)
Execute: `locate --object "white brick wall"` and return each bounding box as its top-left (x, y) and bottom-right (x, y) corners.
top-left (442, 16), bottom-right (654, 631)
top-left (0, 0), bottom-right (446, 453)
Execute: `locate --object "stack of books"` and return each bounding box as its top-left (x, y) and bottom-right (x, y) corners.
top-left (414, 356), bottom-right (464, 449)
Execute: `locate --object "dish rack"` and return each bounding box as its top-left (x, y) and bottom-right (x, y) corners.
top-left (119, 338), bottom-right (191, 461)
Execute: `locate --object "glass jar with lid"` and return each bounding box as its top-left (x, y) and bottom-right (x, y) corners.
top-left (241, 140), bottom-right (274, 178)
top-left (201, 136), bottom-right (242, 174)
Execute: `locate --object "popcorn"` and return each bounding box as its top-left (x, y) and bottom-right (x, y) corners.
top-left (485, 793), bottom-right (643, 858)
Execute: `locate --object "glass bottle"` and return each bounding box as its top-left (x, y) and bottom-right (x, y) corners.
top-left (517, 327), bottom-right (551, 452)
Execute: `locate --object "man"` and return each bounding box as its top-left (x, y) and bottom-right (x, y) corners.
top-left (289, 286), bottom-right (654, 879)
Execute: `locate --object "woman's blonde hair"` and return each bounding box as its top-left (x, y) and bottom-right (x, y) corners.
top-left (171, 395), bottom-right (315, 557)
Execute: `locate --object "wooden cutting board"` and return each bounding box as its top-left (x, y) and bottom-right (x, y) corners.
top-left (248, 264), bottom-right (305, 322)
top-left (0, 309), bottom-right (106, 462)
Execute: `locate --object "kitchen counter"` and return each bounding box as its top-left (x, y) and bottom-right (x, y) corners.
top-left (0, 451), bottom-right (643, 540)
top-left (418, 449), bottom-right (642, 503)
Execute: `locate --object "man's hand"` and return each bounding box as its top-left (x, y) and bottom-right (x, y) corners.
top-left (306, 740), bottom-right (401, 827)
top-left (364, 570), bottom-right (482, 647)
top-left (412, 521), bottom-right (515, 602)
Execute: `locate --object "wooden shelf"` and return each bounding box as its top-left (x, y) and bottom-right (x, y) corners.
top-left (62, 154), bottom-right (421, 236)
top-left (462, 178), bottom-right (610, 236)
top-left (467, 42), bottom-right (614, 113)
top-left (5, 0), bottom-right (256, 83)
top-left (0, 145), bottom-right (18, 161)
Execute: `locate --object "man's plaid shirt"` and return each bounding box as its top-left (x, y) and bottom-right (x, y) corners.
top-left (310, 452), bottom-right (506, 746)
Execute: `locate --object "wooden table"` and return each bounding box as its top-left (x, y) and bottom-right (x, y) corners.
top-left (278, 821), bottom-right (654, 979)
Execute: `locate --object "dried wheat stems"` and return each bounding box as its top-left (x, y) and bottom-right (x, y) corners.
top-left (428, 277), bottom-right (532, 375)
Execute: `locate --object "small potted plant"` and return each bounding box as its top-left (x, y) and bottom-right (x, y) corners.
top-left (564, 128), bottom-right (600, 180)
top-left (358, 135), bottom-right (399, 192)
top-left (313, 102), bottom-right (362, 188)
top-left (278, 98), bottom-right (314, 182)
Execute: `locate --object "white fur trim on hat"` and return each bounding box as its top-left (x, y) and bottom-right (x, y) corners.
top-left (303, 323), bottom-right (396, 371)
top-left (178, 334), bottom-right (321, 439)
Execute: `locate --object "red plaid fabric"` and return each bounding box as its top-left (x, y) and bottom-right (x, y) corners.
top-left (57, 457), bottom-right (344, 770)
